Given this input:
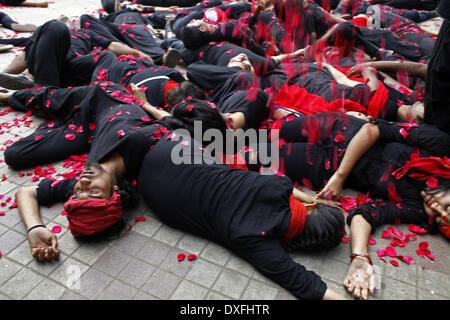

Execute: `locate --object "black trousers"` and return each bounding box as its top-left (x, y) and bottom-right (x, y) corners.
top-left (81, 13), bottom-right (166, 64)
top-left (0, 12), bottom-right (17, 29)
top-left (24, 20), bottom-right (71, 87)
top-left (4, 86), bottom-right (92, 170)
top-left (372, 0), bottom-right (437, 11)
top-left (423, 20), bottom-right (450, 135)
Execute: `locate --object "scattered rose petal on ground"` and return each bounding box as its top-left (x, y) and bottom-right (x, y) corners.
top-left (390, 260), bottom-right (399, 266)
top-left (51, 226), bottom-right (62, 234)
top-left (187, 254), bottom-right (197, 261)
top-left (135, 217), bottom-right (146, 222)
top-left (177, 253), bottom-right (186, 262)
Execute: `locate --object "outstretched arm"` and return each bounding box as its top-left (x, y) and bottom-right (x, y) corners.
top-left (16, 187), bottom-right (60, 262)
top-left (347, 60), bottom-right (428, 80)
top-left (317, 122), bottom-right (380, 200)
top-left (130, 83), bottom-right (172, 120)
top-left (107, 42), bottom-right (153, 63)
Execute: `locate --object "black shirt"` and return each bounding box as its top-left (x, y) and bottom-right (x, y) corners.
top-left (138, 135), bottom-right (327, 300)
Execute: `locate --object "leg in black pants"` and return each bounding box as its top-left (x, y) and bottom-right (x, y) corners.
top-left (4, 119), bottom-right (91, 170)
top-left (423, 20), bottom-right (450, 135)
top-left (25, 21), bottom-right (71, 87)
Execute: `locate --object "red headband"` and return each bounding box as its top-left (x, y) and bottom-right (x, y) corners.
top-left (64, 192), bottom-right (123, 237)
top-left (283, 194), bottom-right (308, 244)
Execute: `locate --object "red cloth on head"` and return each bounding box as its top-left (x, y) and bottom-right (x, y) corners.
top-left (163, 80), bottom-right (179, 106)
top-left (64, 192), bottom-right (123, 237)
top-left (283, 194), bottom-right (308, 244)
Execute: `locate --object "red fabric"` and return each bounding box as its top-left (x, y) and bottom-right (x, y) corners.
top-left (335, 67), bottom-right (390, 118)
top-left (163, 80), bottom-right (179, 106)
top-left (392, 157), bottom-right (450, 181)
top-left (367, 81), bottom-right (389, 118)
top-left (218, 152), bottom-right (249, 171)
top-left (272, 83), bottom-right (368, 116)
top-left (63, 192), bottom-right (123, 237)
top-left (439, 225), bottom-right (450, 239)
top-left (283, 194), bottom-right (308, 244)
top-left (350, 16), bottom-right (368, 27)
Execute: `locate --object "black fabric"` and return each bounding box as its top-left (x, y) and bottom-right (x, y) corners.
top-left (24, 20), bottom-right (71, 87)
top-left (187, 62), bottom-right (269, 128)
top-left (184, 41), bottom-right (276, 73)
top-left (423, 19), bottom-right (450, 134)
top-left (135, 0), bottom-right (200, 6)
top-left (138, 135), bottom-right (327, 300)
top-left (439, 0), bottom-right (450, 21)
top-left (220, 89), bottom-right (270, 130)
top-left (4, 83), bottom-right (168, 173)
top-left (0, 0), bottom-right (24, 5)
top-left (36, 178), bottom-right (77, 206)
top-left (82, 13), bottom-right (166, 64)
top-left (261, 113), bottom-right (450, 233)
top-left (106, 55), bottom-right (185, 108)
top-left (0, 11), bottom-right (17, 29)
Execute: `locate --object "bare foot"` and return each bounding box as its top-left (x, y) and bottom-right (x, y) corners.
top-left (343, 256), bottom-right (376, 300)
top-left (11, 23), bottom-right (37, 33)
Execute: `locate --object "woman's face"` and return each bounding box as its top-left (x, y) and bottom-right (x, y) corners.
top-left (421, 190), bottom-right (450, 226)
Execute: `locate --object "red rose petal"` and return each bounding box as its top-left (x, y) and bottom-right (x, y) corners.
top-left (65, 133), bottom-right (76, 141)
top-left (408, 224), bottom-right (427, 234)
top-left (381, 229), bottom-right (393, 239)
top-left (187, 254), bottom-right (197, 261)
top-left (177, 253), bottom-right (186, 262)
top-left (339, 196), bottom-right (356, 212)
top-left (426, 177), bottom-right (438, 189)
top-left (418, 241), bottom-right (428, 251)
top-left (135, 217), bottom-right (146, 222)
top-left (51, 226), bottom-right (62, 234)
top-left (389, 260), bottom-right (399, 266)
top-left (368, 238), bottom-right (376, 245)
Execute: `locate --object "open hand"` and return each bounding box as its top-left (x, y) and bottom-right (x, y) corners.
top-left (317, 173), bottom-right (345, 200)
top-left (343, 256), bottom-right (376, 300)
top-left (28, 227), bottom-right (59, 262)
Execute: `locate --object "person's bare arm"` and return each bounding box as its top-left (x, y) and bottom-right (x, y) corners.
top-left (317, 122), bottom-right (380, 200)
top-left (130, 83), bottom-right (172, 120)
top-left (347, 60), bottom-right (428, 80)
top-left (323, 288), bottom-right (347, 300)
top-left (321, 62), bottom-right (363, 87)
top-left (107, 42), bottom-right (153, 63)
top-left (16, 186), bottom-right (59, 261)
top-left (343, 215), bottom-right (376, 300)
top-left (141, 101), bottom-right (172, 120)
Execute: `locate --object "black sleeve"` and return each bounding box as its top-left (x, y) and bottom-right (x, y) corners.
top-left (218, 22), bottom-right (266, 57)
top-left (119, 122), bottom-right (169, 179)
top-left (369, 118), bottom-right (450, 157)
top-left (36, 178), bottom-right (77, 206)
top-left (346, 199), bottom-right (437, 234)
top-left (232, 238), bottom-right (327, 300)
top-left (88, 29), bottom-right (113, 49)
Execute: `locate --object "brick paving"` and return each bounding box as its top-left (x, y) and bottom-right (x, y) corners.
top-left (0, 0), bottom-right (448, 301)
